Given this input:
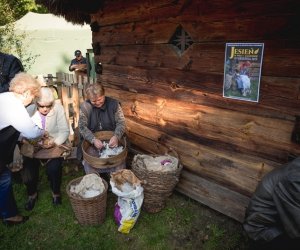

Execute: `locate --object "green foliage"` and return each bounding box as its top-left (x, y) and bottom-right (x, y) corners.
top-left (0, 0), bottom-right (39, 71)
top-left (0, 0), bottom-right (47, 25)
top-left (0, 0), bottom-right (14, 26)
top-left (203, 224), bottom-right (225, 250)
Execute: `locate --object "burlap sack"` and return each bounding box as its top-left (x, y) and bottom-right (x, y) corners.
top-left (20, 143), bottom-right (35, 158)
top-left (21, 143), bottom-right (72, 159)
top-left (34, 144), bottom-right (72, 159)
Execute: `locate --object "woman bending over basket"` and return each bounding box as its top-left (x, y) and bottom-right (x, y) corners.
top-left (22, 87), bottom-right (70, 210)
top-left (77, 83), bottom-right (126, 176)
top-left (0, 73), bottom-right (44, 225)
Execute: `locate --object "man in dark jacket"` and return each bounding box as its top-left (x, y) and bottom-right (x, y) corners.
top-left (69, 50), bottom-right (88, 74)
top-left (243, 157), bottom-right (300, 249)
top-left (0, 52), bottom-right (24, 93)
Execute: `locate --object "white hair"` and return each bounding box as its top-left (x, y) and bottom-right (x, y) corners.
top-left (9, 72), bottom-right (41, 97)
top-left (38, 87), bottom-right (54, 104)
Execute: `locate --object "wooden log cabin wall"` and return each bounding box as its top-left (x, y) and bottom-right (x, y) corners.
top-left (41, 0), bottom-right (300, 222)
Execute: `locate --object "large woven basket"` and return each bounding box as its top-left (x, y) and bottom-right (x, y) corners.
top-left (131, 148), bottom-right (182, 213)
top-left (82, 131), bottom-right (127, 169)
top-left (66, 176), bottom-right (108, 225)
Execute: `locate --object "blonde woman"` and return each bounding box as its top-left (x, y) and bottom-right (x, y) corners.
top-left (22, 87), bottom-right (69, 210)
top-left (0, 72), bottom-right (43, 226)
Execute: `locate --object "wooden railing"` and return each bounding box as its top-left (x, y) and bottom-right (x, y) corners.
top-left (45, 72), bottom-right (95, 150)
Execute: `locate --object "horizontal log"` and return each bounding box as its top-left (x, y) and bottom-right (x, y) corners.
top-left (260, 76), bottom-right (300, 99)
top-left (104, 87), bottom-right (300, 159)
top-left (126, 118), bottom-right (281, 196)
top-left (176, 169), bottom-right (250, 222)
top-left (178, 0), bottom-right (299, 24)
top-left (97, 42), bottom-right (300, 78)
top-left (98, 64), bottom-right (300, 117)
top-left (93, 0), bottom-right (182, 26)
top-left (98, 63), bottom-right (221, 93)
top-left (93, 0), bottom-right (299, 39)
top-left (93, 13), bottom-right (299, 45)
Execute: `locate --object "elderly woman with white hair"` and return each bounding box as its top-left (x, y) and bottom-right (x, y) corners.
top-left (22, 87), bottom-right (69, 210)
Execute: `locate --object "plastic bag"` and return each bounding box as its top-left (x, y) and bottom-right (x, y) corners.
top-left (111, 176), bottom-right (144, 234)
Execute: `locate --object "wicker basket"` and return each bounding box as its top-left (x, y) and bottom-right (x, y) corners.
top-left (66, 176), bottom-right (108, 225)
top-left (131, 148), bottom-right (182, 213)
top-left (82, 131), bottom-right (127, 169)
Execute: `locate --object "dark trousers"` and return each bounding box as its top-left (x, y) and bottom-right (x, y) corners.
top-left (0, 126), bottom-right (20, 219)
top-left (22, 157), bottom-right (63, 196)
top-left (249, 234), bottom-right (300, 250)
top-left (0, 168), bottom-right (18, 219)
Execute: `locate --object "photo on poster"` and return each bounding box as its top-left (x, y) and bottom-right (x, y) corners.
top-left (223, 43), bottom-right (264, 102)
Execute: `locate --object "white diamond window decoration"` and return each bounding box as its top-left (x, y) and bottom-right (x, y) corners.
top-left (169, 25), bottom-right (193, 56)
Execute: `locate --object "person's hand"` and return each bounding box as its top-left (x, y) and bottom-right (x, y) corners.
top-left (75, 64), bottom-right (87, 72)
top-left (43, 130), bottom-right (49, 138)
top-left (108, 135), bottom-right (118, 148)
top-left (40, 137), bottom-right (55, 149)
top-left (93, 138), bottom-right (104, 150)
top-left (22, 138), bottom-right (30, 144)
top-left (71, 64), bottom-right (79, 70)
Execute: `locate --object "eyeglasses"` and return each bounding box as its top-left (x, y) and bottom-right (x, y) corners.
top-left (37, 103), bottom-right (53, 108)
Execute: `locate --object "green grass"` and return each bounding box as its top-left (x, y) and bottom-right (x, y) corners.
top-left (0, 161), bottom-right (249, 250)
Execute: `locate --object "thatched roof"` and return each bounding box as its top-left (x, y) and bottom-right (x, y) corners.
top-left (36, 0), bottom-right (103, 25)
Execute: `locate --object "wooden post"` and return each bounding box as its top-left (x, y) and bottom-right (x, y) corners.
top-left (56, 72), bottom-right (90, 146)
top-left (73, 74), bottom-right (80, 129)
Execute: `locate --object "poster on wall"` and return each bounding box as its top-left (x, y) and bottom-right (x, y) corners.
top-left (223, 43), bottom-right (264, 102)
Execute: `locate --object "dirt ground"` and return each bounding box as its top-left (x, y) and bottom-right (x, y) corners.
top-left (165, 191), bottom-right (250, 250)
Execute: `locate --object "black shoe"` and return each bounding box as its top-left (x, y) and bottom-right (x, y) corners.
top-left (52, 196), bottom-right (62, 205)
top-left (3, 216), bottom-right (29, 226)
top-left (25, 196), bottom-right (37, 211)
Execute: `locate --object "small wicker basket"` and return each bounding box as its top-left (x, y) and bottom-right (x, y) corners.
top-left (131, 148), bottom-right (182, 213)
top-left (82, 131), bottom-right (127, 169)
top-left (66, 176), bottom-right (108, 225)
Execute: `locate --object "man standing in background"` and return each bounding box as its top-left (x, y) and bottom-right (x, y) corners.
top-left (69, 50), bottom-right (88, 75)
